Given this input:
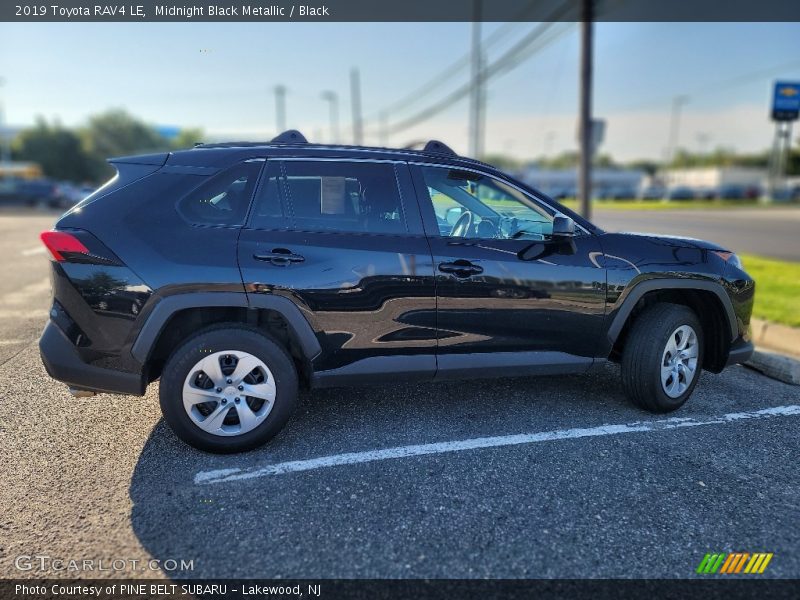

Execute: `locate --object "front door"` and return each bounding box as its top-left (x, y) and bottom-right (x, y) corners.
top-left (238, 159), bottom-right (437, 381)
top-left (411, 164), bottom-right (607, 375)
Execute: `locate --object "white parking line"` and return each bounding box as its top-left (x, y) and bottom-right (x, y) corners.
top-left (21, 246), bottom-right (46, 256)
top-left (194, 404), bottom-right (800, 485)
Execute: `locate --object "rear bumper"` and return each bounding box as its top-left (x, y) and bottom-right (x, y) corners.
top-left (726, 338), bottom-right (755, 367)
top-left (39, 320), bottom-right (145, 395)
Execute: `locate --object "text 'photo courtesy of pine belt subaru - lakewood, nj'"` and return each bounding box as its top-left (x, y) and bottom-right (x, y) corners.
top-left (37, 130), bottom-right (755, 453)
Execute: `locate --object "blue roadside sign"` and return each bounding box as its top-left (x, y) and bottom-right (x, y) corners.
top-left (772, 81), bottom-right (800, 121)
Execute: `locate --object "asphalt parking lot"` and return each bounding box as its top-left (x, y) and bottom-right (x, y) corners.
top-left (0, 211), bottom-right (798, 580)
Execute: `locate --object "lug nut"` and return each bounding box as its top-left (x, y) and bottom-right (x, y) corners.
top-left (216, 387), bottom-right (222, 393)
top-left (235, 397), bottom-right (240, 403)
top-left (227, 378), bottom-right (232, 384)
top-left (221, 399), bottom-right (227, 404)
top-left (238, 385), bottom-right (244, 391)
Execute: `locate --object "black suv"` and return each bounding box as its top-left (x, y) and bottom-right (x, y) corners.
top-left (39, 131), bottom-right (755, 453)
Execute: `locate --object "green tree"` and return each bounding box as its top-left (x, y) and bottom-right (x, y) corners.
top-left (538, 151), bottom-right (579, 169)
top-left (12, 118), bottom-right (94, 182)
top-left (480, 154), bottom-right (521, 171)
top-left (669, 146), bottom-right (770, 170)
top-left (170, 127), bottom-right (204, 150)
top-left (626, 159), bottom-right (659, 176)
top-left (594, 153), bottom-right (618, 168)
top-left (80, 109), bottom-right (168, 180)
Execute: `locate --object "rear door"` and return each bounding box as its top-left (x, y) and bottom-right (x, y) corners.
top-left (411, 164), bottom-right (607, 374)
top-left (238, 158), bottom-right (437, 379)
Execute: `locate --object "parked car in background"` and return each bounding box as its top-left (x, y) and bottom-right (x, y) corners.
top-left (604, 186), bottom-right (638, 200)
top-left (771, 185), bottom-right (800, 202)
top-left (666, 186), bottom-right (695, 201)
top-left (715, 184), bottom-right (760, 200)
top-left (695, 187), bottom-right (716, 200)
top-left (548, 186), bottom-right (576, 200)
top-left (639, 185), bottom-right (666, 200)
top-left (0, 178), bottom-right (69, 208)
top-left (57, 182), bottom-right (98, 207)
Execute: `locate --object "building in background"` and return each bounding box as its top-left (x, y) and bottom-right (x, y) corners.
top-left (663, 167), bottom-right (767, 190)
top-left (517, 165), bottom-right (645, 199)
top-left (659, 167), bottom-right (768, 199)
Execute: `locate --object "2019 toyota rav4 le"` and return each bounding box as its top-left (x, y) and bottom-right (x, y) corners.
top-left (38, 131), bottom-right (755, 453)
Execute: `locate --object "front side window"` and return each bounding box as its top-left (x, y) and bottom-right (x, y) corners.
top-left (177, 161), bottom-right (262, 226)
top-left (421, 166), bottom-right (554, 240)
top-left (250, 160), bottom-right (407, 234)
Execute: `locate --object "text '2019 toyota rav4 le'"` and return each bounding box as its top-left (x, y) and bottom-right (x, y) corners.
top-left (39, 131), bottom-right (755, 453)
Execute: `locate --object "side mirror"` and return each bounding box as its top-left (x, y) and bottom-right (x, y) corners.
top-left (551, 215), bottom-right (575, 238)
top-left (445, 206), bottom-right (465, 225)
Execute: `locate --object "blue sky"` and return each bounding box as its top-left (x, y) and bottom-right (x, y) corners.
top-left (0, 21), bottom-right (798, 160)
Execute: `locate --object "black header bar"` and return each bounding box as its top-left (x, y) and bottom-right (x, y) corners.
top-left (2, 0), bottom-right (800, 22)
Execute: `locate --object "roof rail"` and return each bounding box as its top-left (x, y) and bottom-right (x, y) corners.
top-left (423, 140), bottom-right (457, 156)
top-left (271, 130), bottom-right (308, 144)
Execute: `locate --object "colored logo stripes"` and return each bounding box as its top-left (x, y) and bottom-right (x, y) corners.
top-left (696, 552), bottom-right (773, 574)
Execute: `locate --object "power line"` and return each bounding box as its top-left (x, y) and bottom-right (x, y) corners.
top-left (622, 59), bottom-right (800, 111)
top-left (364, 1), bottom-right (579, 124)
top-left (386, 20), bottom-right (573, 136)
top-left (366, 22), bottom-right (523, 122)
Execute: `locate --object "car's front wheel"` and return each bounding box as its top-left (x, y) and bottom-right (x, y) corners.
top-left (621, 303), bottom-right (703, 413)
top-left (159, 324), bottom-right (298, 453)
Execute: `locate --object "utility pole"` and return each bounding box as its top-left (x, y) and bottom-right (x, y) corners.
top-left (321, 91), bottom-right (340, 144)
top-left (350, 68), bottom-right (363, 145)
top-left (274, 85), bottom-right (287, 133)
top-left (666, 94), bottom-right (689, 166)
top-left (769, 121), bottom-right (794, 199)
top-left (469, 0), bottom-right (484, 159)
top-left (696, 132), bottom-right (711, 154)
top-left (577, 0), bottom-right (594, 220)
top-left (0, 77), bottom-right (9, 168)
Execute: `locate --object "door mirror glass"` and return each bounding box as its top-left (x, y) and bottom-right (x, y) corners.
top-left (445, 206), bottom-right (465, 225)
top-left (551, 215), bottom-right (575, 238)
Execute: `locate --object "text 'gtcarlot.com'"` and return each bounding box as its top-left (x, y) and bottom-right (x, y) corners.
top-left (14, 554), bottom-right (194, 572)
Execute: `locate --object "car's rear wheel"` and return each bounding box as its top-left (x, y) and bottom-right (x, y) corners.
top-left (620, 303), bottom-right (703, 413)
top-left (159, 324), bottom-right (298, 453)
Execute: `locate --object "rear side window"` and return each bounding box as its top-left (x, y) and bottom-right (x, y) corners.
top-left (250, 160), bottom-right (407, 234)
top-left (177, 161), bottom-right (262, 226)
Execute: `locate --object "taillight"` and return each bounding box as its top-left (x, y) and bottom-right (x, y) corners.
top-left (40, 230), bottom-right (90, 262)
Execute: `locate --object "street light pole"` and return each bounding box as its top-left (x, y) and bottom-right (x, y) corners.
top-left (350, 68), bottom-right (363, 145)
top-left (379, 111), bottom-right (389, 146)
top-left (469, 0), bottom-right (485, 159)
top-left (321, 91), bottom-right (340, 144)
top-left (274, 85), bottom-right (287, 133)
top-left (0, 77), bottom-right (9, 168)
top-left (577, 0), bottom-right (594, 220)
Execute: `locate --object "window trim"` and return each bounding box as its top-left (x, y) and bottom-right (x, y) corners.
top-left (175, 159), bottom-right (265, 229)
top-left (245, 158), bottom-right (418, 237)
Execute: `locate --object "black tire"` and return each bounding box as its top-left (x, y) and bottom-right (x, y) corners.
top-left (159, 323), bottom-right (298, 453)
top-left (620, 303), bottom-right (704, 413)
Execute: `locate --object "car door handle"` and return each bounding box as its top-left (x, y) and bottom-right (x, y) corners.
top-left (438, 260), bottom-right (483, 278)
top-left (253, 249), bottom-right (305, 266)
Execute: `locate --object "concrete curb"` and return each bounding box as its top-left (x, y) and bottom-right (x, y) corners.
top-left (750, 318), bottom-right (800, 358)
top-left (745, 350), bottom-right (800, 386)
